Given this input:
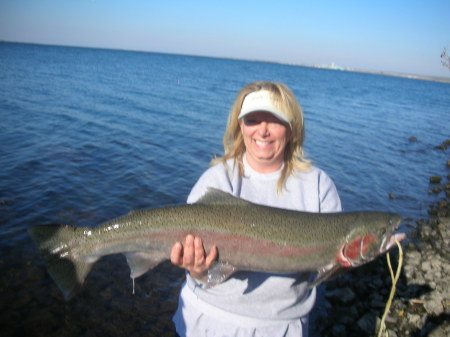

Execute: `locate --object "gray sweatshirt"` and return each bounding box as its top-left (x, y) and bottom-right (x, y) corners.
top-left (182, 155), bottom-right (341, 323)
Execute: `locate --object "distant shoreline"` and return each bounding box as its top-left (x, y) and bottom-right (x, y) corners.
top-left (272, 62), bottom-right (450, 84)
top-left (344, 68), bottom-right (450, 84)
top-left (2, 40), bottom-right (450, 84)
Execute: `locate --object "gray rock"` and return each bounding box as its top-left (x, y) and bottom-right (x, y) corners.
top-left (331, 324), bottom-right (347, 336)
top-left (325, 287), bottom-right (356, 305)
top-left (407, 313), bottom-right (421, 328)
top-left (386, 329), bottom-right (398, 337)
top-left (406, 250), bottom-right (422, 265)
top-left (424, 293), bottom-right (444, 316)
top-left (428, 326), bottom-right (449, 337)
top-left (421, 260), bottom-right (432, 273)
top-left (357, 313), bottom-right (378, 334)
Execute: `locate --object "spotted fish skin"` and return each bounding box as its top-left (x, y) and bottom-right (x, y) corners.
top-left (29, 188), bottom-right (404, 299)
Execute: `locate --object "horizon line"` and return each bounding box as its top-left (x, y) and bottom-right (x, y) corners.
top-left (2, 40), bottom-right (450, 84)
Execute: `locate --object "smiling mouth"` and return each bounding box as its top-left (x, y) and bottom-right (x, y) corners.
top-left (255, 140), bottom-right (271, 146)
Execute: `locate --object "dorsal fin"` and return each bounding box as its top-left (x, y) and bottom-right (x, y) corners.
top-left (195, 188), bottom-right (251, 207)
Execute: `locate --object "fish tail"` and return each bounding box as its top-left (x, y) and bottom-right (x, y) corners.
top-left (28, 225), bottom-right (95, 300)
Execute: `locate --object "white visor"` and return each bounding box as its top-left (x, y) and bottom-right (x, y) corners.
top-left (238, 90), bottom-right (290, 125)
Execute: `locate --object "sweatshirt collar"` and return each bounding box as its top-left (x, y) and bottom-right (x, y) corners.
top-left (243, 153), bottom-right (284, 180)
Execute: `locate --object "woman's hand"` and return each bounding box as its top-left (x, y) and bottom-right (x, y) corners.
top-left (170, 234), bottom-right (218, 281)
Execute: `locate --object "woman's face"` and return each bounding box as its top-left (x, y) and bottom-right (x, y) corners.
top-left (239, 111), bottom-right (290, 173)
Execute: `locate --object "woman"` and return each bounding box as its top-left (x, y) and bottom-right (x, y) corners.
top-left (170, 81), bottom-right (341, 336)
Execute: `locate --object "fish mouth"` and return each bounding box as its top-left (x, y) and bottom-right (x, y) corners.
top-left (382, 232), bottom-right (406, 253)
top-left (379, 215), bottom-right (405, 253)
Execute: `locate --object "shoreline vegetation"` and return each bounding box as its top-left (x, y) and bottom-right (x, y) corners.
top-left (311, 139), bottom-right (450, 337)
top-left (2, 40), bottom-right (450, 84)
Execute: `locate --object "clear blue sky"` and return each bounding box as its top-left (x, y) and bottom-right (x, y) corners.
top-left (1, 0), bottom-right (449, 78)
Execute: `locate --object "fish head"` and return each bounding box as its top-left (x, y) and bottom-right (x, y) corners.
top-left (337, 212), bottom-right (404, 268)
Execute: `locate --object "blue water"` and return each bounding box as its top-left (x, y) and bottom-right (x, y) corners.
top-left (0, 42), bottom-right (449, 336)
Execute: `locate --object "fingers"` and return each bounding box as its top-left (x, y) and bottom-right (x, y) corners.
top-left (184, 235), bottom-right (206, 273)
top-left (194, 236), bottom-right (206, 265)
top-left (183, 234), bottom-right (197, 267)
top-left (205, 245), bottom-right (218, 268)
top-left (170, 241), bottom-right (183, 266)
top-left (170, 234), bottom-right (219, 280)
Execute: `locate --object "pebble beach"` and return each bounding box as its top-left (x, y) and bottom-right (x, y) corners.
top-left (311, 140), bottom-right (450, 337)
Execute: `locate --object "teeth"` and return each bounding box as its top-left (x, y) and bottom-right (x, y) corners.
top-left (255, 140), bottom-right (270, 146)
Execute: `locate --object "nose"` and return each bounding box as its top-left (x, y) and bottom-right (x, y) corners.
top-left (257, 122), bottom-right (270, 137)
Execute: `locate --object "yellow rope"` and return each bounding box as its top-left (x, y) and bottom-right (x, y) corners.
top-left (377, 239), bottom-right (403, 337)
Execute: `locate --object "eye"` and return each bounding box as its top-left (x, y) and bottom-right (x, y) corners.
top-left (243, 118), bottom-right (260, 126)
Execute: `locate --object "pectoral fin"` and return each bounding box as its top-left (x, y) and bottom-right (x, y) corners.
top-left (204, 261), bottom-right (236, 289)
top-left (309, 263), bottom-right (348, 288)
top-left (125, 251), bottom-right (166, 279)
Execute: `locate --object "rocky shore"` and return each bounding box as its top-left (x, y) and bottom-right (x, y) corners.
top-left (311, 145), bottom-right (450, 337)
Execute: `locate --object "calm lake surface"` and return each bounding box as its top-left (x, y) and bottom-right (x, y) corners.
top-left (1, 42), bottom-right (449, 336)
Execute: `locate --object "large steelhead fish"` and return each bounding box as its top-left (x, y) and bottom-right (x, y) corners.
top-left (29, 189), bottom-right (405, 299)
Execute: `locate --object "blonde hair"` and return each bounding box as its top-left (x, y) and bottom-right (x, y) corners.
top-left (212, 81), bottom-right (311, 192)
